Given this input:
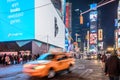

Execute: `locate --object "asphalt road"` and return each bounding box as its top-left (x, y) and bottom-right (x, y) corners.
top-left (0, 59), bottom-right (109, 80)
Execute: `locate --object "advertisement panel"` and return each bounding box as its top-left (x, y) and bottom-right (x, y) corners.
top-left (61, 0), bottom-right (66, 22)
top-left (118, 2), bottom-right (120, 28)
top-left (0, 0), bottom-right (35, 41)
top-left (0, 0), bottom-right (65, 48)
top-left (98, 42), bottom-right (103, 50)
top-left (98, 29), bottom-right (103, 41)
top-left (115, 30), bottom-right (118, 49)
top-left (35, 0), bottom-right (65, 48)
top-left (90, 33), bottom-right (97, 44)
top-left (118, 37), bottom-right (120, 48)
top-left (65, 3), bottom-right (70, 28)
top-left (90, 3), bottom-right (97, 10)
top-left (90, 21), bottom-right (97, 32)
top-left (90, 11), bottom-right (97, 22)
top-left (89, 45), bottom-right (97, 52)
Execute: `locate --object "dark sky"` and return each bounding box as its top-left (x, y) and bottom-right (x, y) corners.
top-left (69, 0), bottom-right (119, 47)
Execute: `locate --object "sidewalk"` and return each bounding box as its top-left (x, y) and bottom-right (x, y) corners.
top-left (0, 64), bottom-right (23, 78)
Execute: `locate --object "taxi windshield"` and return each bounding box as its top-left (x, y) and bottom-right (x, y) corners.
top-left (37, 53), bottom-right (54, 60)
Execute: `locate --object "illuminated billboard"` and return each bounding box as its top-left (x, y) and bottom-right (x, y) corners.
top-left (90, 33), bottom-right (97, 44)
top-left (118, 38), bottom-right (120, 48)
top-left (65, 3), bottom-right (70, 28)
top-left (98, 29), bottom-right (103, 41)
top-left (61, 0), bottom-right (66, 22)
top-left (98, 42), bottom-right (103, 50)
top-left (90, 11), bottom-right (97, 22)
top-left (89, 45), bottom-right (97, 52)
top-left (0, 0), bottom-right (35, 41)
top-left (90, 21), bottom-right (97, 32)
top-left (0, 0), bottom-right (65, 48)
top-left (90, 3), bottom-right (97, 10)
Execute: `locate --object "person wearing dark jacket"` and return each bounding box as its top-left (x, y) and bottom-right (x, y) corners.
top-left (104, 51), bottom-right (120, 80)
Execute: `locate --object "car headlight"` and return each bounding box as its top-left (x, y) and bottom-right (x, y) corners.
top-left (23, 64), bottom-right (32, 68)
top-left (34, 65), bottom-right (46, 70)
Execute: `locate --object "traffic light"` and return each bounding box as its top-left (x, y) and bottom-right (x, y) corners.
top-left (80, 14), bottom-right (83, 24)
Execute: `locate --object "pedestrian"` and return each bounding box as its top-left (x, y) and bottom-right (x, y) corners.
top-left (101, 53), bottom-right (107, 70)
top-left (5, 55), bottom-right (10, 65)
top-left (97, 53), bottom-right (101, 61)
top-left (104, 50), bottom-right (120, 80)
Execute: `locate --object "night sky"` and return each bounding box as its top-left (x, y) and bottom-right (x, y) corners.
top-left (69, 0), bottom-right (119, 48)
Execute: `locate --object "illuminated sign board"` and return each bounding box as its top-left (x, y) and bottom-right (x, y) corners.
top-left (90, 21), bottom-right (97, 32)
top-left (65, 3), bottom-right (70, 28)
top-left (89, 45), bottom-right (97, 52)
top-left (98, 42), bottom-right (103, 50)
top-left (0, 0), bottom-right (35, 41)
top-left (90, 3), bottom-right (97, 10)
top-left (86, 31), bottom-right (89, 41)
top-left (90, 11), bottom-right (97, 22)
top-left (98, 29), bottom-right (103, 41)
top-left (90, 33), bottom-right (97, 44)
top-left (118, 38), bottom-right (120, 48)
top-left (0, 0), bottom-right (65, 48)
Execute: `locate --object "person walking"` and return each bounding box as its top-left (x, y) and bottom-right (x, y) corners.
top-left (104, 50), bottom-right (120, 80)
top-left (101, 53), bottom-right (107, 70)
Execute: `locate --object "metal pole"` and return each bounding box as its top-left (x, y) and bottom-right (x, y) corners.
top-left (80, 0), bottom-right (115, 15)
top-left (47, 35), bottom-right (48, 52)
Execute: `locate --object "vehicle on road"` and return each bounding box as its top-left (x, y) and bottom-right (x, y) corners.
top-left (23, 52), bottom-right (75, 78)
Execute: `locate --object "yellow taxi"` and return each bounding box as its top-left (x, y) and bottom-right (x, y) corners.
top-left (23, 52), bottom-right (75, 78)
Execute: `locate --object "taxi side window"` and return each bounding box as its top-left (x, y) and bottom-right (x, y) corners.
top-left (57, 56), bottom-right (67, 61)
top-left (46, 55), bottom-right (55, 60)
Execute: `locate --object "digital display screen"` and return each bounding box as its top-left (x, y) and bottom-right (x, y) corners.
top-left (90, 11), bottom-right (97, 22)
top-left (90, 21), bottom-right (97, 32)
top-left (90, 3), bottom-right (97, 10)
top-left (90, 33), bottom-right (97, 44)
top-left (0, 0), bottom-right (35, 41)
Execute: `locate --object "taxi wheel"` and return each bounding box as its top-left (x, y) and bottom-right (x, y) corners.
top-left (47, 69), bottom-right (56, 78)
top-left (67, 65), bottom-right (73, 73)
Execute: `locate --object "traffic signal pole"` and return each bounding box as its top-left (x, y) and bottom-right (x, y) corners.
top-left (80, 0), bottom-right (115, 24)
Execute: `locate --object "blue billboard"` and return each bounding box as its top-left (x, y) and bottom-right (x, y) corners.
top-left (0, 0), bottom-right (35, 42)
top-left (90, 3), bottom-right (97, 10)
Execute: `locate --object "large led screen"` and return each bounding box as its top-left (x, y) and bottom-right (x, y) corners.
top-left (0, 0), bottom-right (35, 41)
top-left (90, 11), bottom-right (97, 22)
top-left (0, 0), bottom-right (65, 48)
top-left (90, 21), bottom-right (97, 32)
top-left (90, 33), bottom-right (97, 44)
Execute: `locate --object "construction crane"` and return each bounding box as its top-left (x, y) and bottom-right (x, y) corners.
top-left (80, 0), bottom-right (115, 24)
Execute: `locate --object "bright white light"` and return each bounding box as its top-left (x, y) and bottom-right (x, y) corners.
top-left (34, 65), bottom-right (46, 69)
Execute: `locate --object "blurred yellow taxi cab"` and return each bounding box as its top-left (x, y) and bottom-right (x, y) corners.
top-left (23, 52), bottom-right (75, 78)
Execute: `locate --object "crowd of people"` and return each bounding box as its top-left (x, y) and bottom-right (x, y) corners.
top-left (0, 53), bottom-right (40, 65)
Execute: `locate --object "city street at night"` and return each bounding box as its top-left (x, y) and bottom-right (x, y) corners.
top-left (0, 0), bottom-right (120, 80)
top-left (0, 59), bottom-right (108, 80)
